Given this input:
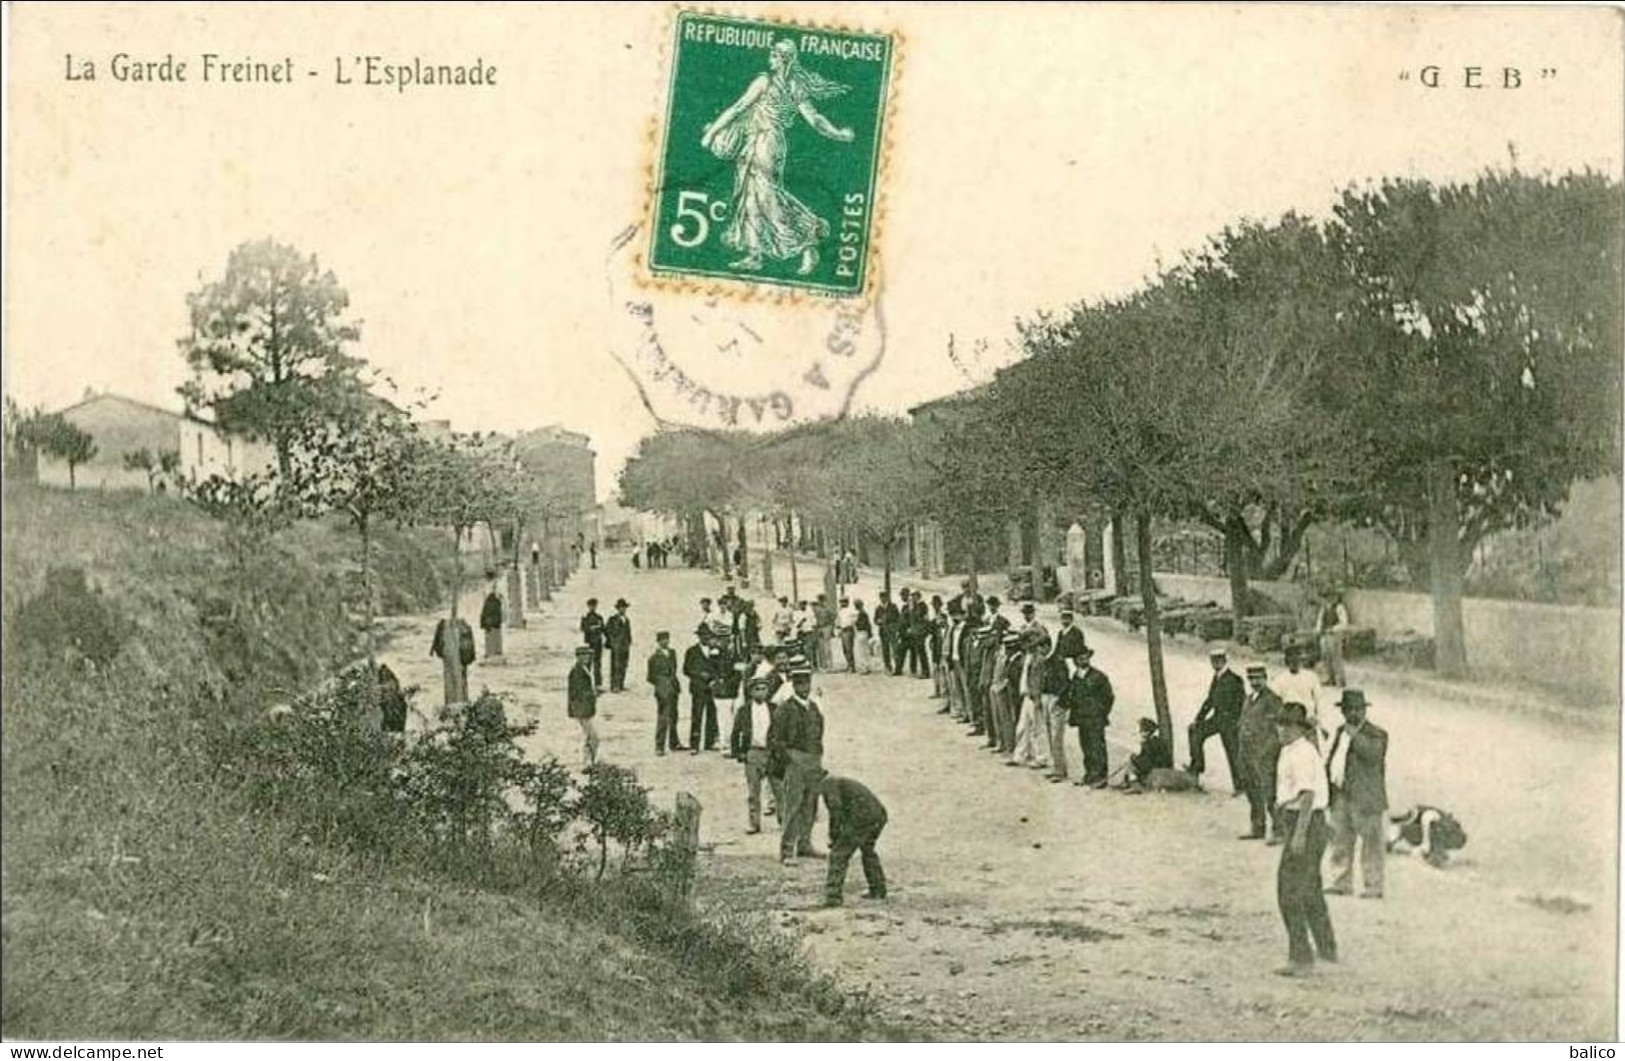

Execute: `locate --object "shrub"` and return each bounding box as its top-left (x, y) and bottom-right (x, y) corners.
top-left (576, 763), bottom-right (666, 881)
top-left (10, 566), bottom-right (123, 670)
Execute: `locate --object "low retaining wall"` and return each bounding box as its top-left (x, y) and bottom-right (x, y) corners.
top-left (1150, 572), bottom-right (1619, 701)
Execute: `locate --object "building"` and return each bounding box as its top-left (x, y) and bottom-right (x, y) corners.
top-left (35, 390), bottom-right (272, 491)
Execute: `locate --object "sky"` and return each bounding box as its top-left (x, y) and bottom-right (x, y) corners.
top-left (6, 2), bottom-right (1622, 500)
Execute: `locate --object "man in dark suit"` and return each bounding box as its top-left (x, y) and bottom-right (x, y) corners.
top-left (682, 625), bottom-right (719, 753)
top-left (874, 591), bottom-right (901, 676)
top-left (579, 598), bottom-right (606, 691)
top-left (567, 644), bottom-right (599, 768)
top-left (1236, 663), bottom-right (1286, 841)
top-left (819, 772), bottom-right (889, 906)
top-left (646, 630), bottom-right (683, 754)
top-left (1185, 648), bottom-right (1245, 791)
top-left (605, 598), bottom-right (633, 692)
top-left (1123, 717), bottom-right (1173, 787)
top-left (1324, 689), bottom-right (1389, 898)
top-left (1067, 645), bottom-right (1115, 787)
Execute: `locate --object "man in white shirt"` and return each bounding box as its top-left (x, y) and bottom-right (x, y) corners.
top-left (771, 597), bottom-right (796, 643)
top-left (1273, 702), bottom-right (1337, 976)
top-left (836, 597), bottom-right (860, 673)
top-left (731, 674), bottom-right (781, 835)
top-left (1315, 591), bottom-right (1351, 687)
top-left (1272, 645), bottom-right (1323, 740)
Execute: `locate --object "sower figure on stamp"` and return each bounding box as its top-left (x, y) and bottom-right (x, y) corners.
top-left (1237, 664), bottom-right (1285, 842)
top-left (700, 39), bottom-right (855, 275)
top-left (730, 674), bottom-right (781, 835)
top-left (605, 598), bottom-right (633, 693)
top-left (647, 630), bottom-right (683, 755)
top-left (1324, 689), bottom-right (1389, 899)
top-left (1273, 703), bottom-right (1337, 975)
top-left (1185, 647), bottom-right (1245, 791)
top-left (767, 661), bottom-right (825, 864)
top-left (819, 771), bottom-right (888, 907)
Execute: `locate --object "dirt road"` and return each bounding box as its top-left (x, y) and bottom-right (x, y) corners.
top-left (379, 551), bottom-right (1617, 1041)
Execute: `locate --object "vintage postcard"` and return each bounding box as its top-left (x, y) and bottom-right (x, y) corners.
top-left (4, 1), bottom-right (1622, 1048)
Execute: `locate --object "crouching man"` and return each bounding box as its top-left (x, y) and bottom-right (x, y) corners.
top-left (819, 771), bottom-right (888, 907)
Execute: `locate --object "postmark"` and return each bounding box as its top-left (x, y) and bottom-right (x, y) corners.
top-left (643, 10), bottom-right (896, 299)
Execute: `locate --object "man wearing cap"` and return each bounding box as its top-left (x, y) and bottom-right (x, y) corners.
top-left (767, 664), bottom-right (826, 863)
top-left (1124, 718), bottom-right (1173, 788)
top-left (1185, 648), bottom-right (1245, 791)
top-left (771, 596), bottom-right (795, 643)
top-left (579, 598), bottom-right (607, 692)
top-left (730, 673), bottom-right (781, 834)
top-left (1067, 644), bottom-right (1115, 787)
top-left (1273, 702), bottom-right (1337, 974)
top-left (1324, 689), bottom-right (1389, 899)
top-left (647, 630), bottom-right (684, 754)
top-left (683, 625), bottom-right (719, 754)
top-left (794, 599), bottom-right (818, 672)
top-left (988, 631), bottom-right (1023, 754)
top-left (567, 644), bottom-right (600, 768)
top-left (1237, 663), bottom-right (1285, 842)
top-left (605, 599), bottom-right (634, 693)
top-left (1007, 627), bottom-right (1051, 770)
top-left (819, 771), bottom-right (889, 906)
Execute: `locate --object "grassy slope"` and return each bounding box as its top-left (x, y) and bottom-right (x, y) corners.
top-left (0, 484), bottom-right (891, 1041)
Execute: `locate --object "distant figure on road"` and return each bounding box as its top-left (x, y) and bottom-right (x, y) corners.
top-left (647, 630), bottom-right (683, 755)
top-left (479, 586), bottom-right (504, 659)
top-left (1122, 717), bottom-right (1173, 788)
top-left (730, 674), bottom-right (781, 834)
top-left (819, 771), bottom-right (888, 907)
top-left (567, 645), bottom-right (600, 768)
top-left (1066, 643), bottom-right (1114, 787)
top-left (1185, 648), bottom-right (1244, 791)
top-left (836, 596), bottom-right (858, 672)
top-left (768, 662), bottom-right (825, 864)
top-left (1324, 689), bottom-right (1389, 899)
top-left (1316, 590), bottom-right (1351, 688)
top-left (579, 598), bottom-right (606, 691)
top-left (1237, 664), bottom-right (1285, 842)
top-left (1272, 645), bottom-right (1323, 742)
top-left (683, 625), bottom-right (720, 753)
top-left (1272, 702), bottom-right (1336, 975)
top-left (606, 598), bottom-right (633, 692)
top-left (429, 615), bottom-right (476, 702)
top-left (589, 540), bottom-right (598, 569)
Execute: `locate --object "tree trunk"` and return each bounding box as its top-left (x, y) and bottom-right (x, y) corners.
top-left (789, 540), bottom-right (800, 604)
top-left (1110, 511), bottom-right (1128, 591)
top-left (761, 517), bottom-right (775, 594)
top-left (68, 463), bottom-right (77, 490)
top-left (1223, 514), bottom-right (1251, 619)
top-left (966, 540), bottom-right (980, 594)
top-left (538, 518), bottom-right (553, 601)
top-left (358, 516), bottom-right (381, 728)
top-left (508, 518), bottom-right (526, 628)
top-left (443, 524), bottom-right (469, 706)
top-left (1135, 512), bottom-right (1173, 751)
top-left (882, 540), bottom-right (893, 596)
top-left (736, 515), bottom-right (749, 587)
top-left (1426, 458), bottom-right (1469, 678)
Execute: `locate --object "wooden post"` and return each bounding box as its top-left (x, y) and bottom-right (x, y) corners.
top-left (670, 792), bottom-right (702, 904)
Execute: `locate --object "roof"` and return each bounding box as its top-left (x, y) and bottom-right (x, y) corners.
top-left (55, 391), bottom-right (190, 422)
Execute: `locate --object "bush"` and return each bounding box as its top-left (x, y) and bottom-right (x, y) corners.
top-left (10, 566), bottom-right (123, 670)
top-left (576, 763), bottom-right (667, 881)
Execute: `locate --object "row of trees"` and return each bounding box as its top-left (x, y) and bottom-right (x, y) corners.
top-left (2, 401), bottom-right (100, 488)
top-left (620, 167), bottom-right (1621, 741)
top-left (170, 239), bottom-right (582, 707)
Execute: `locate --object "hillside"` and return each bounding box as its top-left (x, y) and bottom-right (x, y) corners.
top-left (0, 483), bottom-right (898, 1040)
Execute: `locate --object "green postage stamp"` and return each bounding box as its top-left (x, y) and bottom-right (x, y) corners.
top-left (646, 11), bottom-right (896, 298)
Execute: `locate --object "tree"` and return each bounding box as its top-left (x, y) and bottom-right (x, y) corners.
top-left (179, 470), bottom-right (289, 618)
top-left (1171, 215), bottom-right (1366, 616)
top-left (801, 416), bottom-right (923, 596)
top-left (1327, 169), bottom-right (1622, 676)
top-left (27, 414), bottom-right (98, 490)
top-left (178, 239), bottom-right (365, 479)
top-left (619, 428), bottom-right (749, 574)
top-left (415, 434), bottom-right (516, 706)
top-left (122, 447), bottom-right (182, 493)
top-left (282, 402), bottom-right (429, 685)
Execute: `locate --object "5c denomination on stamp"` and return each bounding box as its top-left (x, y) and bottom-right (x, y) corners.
top-left (645, 11), bottom-right (896, 298)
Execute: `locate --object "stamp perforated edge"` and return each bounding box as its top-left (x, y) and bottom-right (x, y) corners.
top-left (631, 4), bottom-right (904, 307)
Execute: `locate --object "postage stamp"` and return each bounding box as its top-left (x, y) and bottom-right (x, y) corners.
top-left (644, 10), bottom-right (897, 298)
